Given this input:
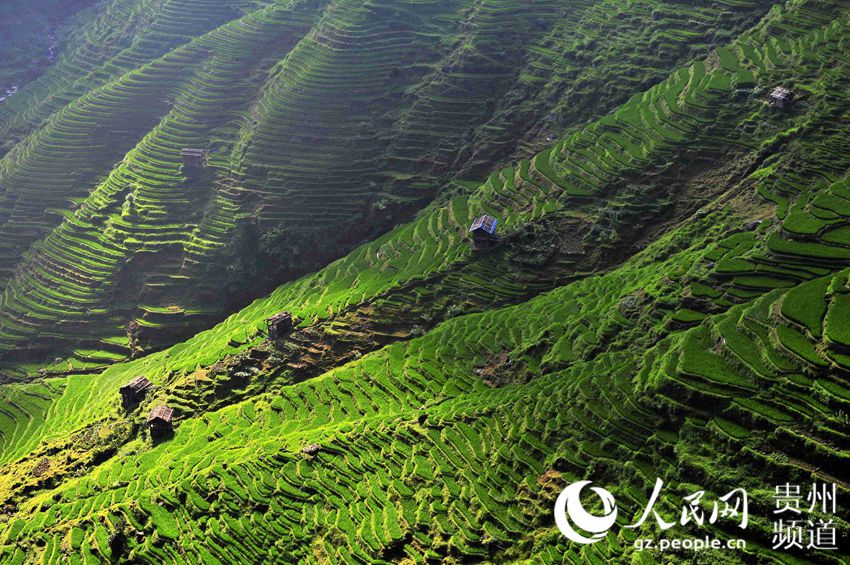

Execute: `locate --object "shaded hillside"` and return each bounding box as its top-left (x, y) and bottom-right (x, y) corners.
top-left (0, 0), bottom-right (96, 94)
top-left (0, 0), bottom-right (774, 372)
top-left (0, 1), bottom-right (848, 563)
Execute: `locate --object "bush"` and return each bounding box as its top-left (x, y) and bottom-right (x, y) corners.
top-left (507, 216), bottom-right (562, 266)
top-left (212, 216), bottom-right (363, 310)
top-left (445, 304), bottom-right (464, 319)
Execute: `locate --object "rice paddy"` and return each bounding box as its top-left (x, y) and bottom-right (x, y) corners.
top-left (1, 0), bottom-right (849, 563)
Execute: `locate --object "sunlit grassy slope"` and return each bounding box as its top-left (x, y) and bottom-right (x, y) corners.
top-left (1, 0), bottom-right (850, 563)
top-left (0, 0), bottom-right (774, 371)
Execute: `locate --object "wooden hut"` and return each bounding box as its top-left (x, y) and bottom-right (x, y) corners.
top-left (769, 87), bottom-right (794, 108)
top-left (147, 405), bottom-right (174, 436)
top-left (469, 215), bottom-right (498, 248)
top-left (180, 148), bottom-right (207, 168)
top-left (119, 376), bottom-right (153, 407)
top-left (267, 311), bottom-right (293, 339)
top-left (301, 443), bottom-right (321, 456)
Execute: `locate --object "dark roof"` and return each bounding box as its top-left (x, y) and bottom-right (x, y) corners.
top-left (267, 311), bottom-right (292, 324)
top-left (147, 405), bottom-right (174, 424)
top-left (180, 148), bottom-right (206, 156)
top-left (120, 375), bottom-right (153, 394)
top-left (470, 215), bottom-right (498, 235)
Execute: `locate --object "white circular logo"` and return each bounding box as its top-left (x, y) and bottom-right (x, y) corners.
top-left (554, 481), bottom-right (618, 544)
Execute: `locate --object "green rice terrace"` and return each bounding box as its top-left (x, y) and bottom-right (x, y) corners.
top-left (0, 0), bottom-right (775, 370)
top-left (0, 0), bottom-right (849, 563)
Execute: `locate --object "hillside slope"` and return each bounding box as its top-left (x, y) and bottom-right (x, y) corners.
top-left (0, 0), bottom-right (849, 563)
top-left (0, 0), bottom-right (775, 372)
top-left (0, 0), bottom-right (96, 95)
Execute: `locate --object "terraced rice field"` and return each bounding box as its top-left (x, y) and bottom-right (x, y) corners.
top-left (0, 0), bottom-right (774, 372)
top-left (1, 0), bottom-right (849, 563)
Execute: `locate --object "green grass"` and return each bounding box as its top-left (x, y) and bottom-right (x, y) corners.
top-left (0, 0), bottom-right (780, 370)
top-left (781, 275), bottom-right (831, 338)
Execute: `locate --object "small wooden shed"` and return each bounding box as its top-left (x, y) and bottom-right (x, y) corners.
top-left (180, 148), bottom-right (207, 168)
top-left (769, 87), bottom-right (794, 108)
top-left (119, 375), bottom-right (153, 407)
top-left (147, 405), bottom-right (174, 436)
top-left (470, 215), bottom-right (498, 248)
top-left (267, 311), bottom-right (293, 340)
top-left (301, 443), bottom-right (321, 456)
